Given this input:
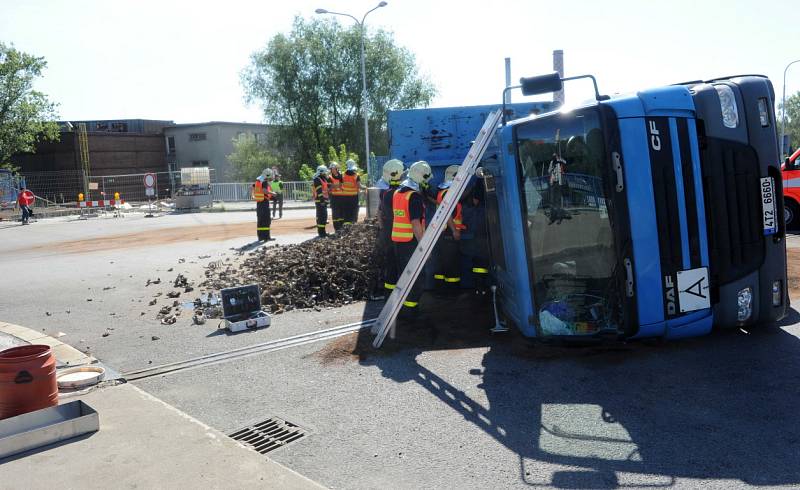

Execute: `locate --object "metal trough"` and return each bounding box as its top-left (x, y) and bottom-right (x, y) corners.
top-left (0, 400), bottom-right (99, 460)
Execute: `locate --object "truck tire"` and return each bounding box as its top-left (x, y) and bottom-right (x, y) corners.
top-left (785, 200), bottom-right (800, 233)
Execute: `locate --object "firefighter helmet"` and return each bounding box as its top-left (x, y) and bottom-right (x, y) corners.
top-left (408, 161), bottom-right (432, 185)
top-left (382, 159), bottom-right (404, 182)
top-left (444, 165), bottom-right (459, 183)
top-left (346, 159), bottom-right (358, 171)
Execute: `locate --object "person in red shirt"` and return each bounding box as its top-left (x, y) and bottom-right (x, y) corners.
top-left (17, 187), bottom-right (34, 225)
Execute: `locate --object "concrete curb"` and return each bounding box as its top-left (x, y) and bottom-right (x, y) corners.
top-left (0, 321), bottom-right (96, 367)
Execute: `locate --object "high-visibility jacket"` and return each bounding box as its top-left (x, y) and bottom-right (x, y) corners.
top-left (272, 180), bottom-right (283, 193)
top-left (340, 172), bottom-right (359, 196)
top-left (313, 177), bottom-right (329, 203)
top-left (329, 173), bottom-right (345, 197)
top-left (392, 190), bottom-right (424, 242)
top-left (253, 180), bottom-right (273, 202)
top-left (436, 189), bottom-right (466, 230)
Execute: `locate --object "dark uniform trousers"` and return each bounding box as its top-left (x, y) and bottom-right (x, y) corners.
top-left (435, 234), bottom-right (461, 287)
top-left (257, 199), bottom-right (271, 240)
top-left (344, 196), bottom-right (359, 225)
top-left (394, 239), bottom-right (423, 308)
top-left (315, 201), bottom-right (328, 237)
top-left (331, 196), bottom-right (344, 231)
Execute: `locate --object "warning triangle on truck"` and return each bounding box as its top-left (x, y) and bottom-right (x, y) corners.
top-left (372, 109), bottom-right (503, 348)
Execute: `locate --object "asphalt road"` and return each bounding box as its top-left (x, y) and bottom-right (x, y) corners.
top-left (2, 209), bottom-right (800, 489)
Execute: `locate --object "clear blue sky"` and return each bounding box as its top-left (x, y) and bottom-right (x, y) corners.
top-left (2, 0), bottom-right (799, 123)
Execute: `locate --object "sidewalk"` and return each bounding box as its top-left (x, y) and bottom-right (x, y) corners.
top-left (0, 323), bottom-right (324, 490)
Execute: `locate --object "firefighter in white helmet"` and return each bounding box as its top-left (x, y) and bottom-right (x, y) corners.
top-left (252, 168), bottom-right (275, 241)
top-left (328, 162), bottom-right (345, 231)
top-left (433, 164), bottom-right (465, 288)
top-left (390, 160), bottom-right (432, 318)
top-left (376, 159), bottom-right (405, 296)
top-left (341, 159), bottom-right (362, 225)
top-left (312, 165), bottom-right (331, 237)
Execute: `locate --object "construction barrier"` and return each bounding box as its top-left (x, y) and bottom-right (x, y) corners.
top-left (79, 199), bottom-right (125, 208)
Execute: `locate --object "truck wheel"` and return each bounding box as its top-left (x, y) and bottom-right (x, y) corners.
top-left (785, 200), bottom-right (800, 233)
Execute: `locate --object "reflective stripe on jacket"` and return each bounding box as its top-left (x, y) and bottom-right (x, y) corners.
top-left (253, 180), bottom-right (265, 201)
top-left (329, 174), bottom-right (344, 196)
top-left (340, 172), bottom-right (359, 196)
top-left (391, 190), bottom-right (424, 242)
top-left (436, 189), bottom-right (466, 230)
top-left (313, 178), bottom-right (329, 203)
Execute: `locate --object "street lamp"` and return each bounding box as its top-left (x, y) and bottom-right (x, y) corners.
top-left (781, 59), bottom-right (800, 158)
top-left (316, 2), bottom-right (387, 173)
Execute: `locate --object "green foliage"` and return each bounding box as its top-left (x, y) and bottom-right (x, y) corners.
top-left (298, 163), bottom-right (315, 181)
top-left (779, 91), bottom-right (800, 156)
top-left (241, 16), bottom-right (436, 166)
top-left (227, 133), bottom-right (280, 181)
top-left (0, 43), bottom-right (60, 171)
top-left (317, 143), bottom-right (359, 167)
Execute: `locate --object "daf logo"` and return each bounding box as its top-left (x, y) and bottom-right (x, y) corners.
top-left (649, 120), bottom-right (662, 151)
top-left (664, 274), bottom-right (676, 315)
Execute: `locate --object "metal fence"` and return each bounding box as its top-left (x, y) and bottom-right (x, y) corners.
top-left (210, 181), bottom-right (313, 202)
top-left (18, 169), bottom-right (316, 206)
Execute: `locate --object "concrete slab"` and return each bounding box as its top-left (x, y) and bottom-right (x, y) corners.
top-left (0, 322), bottom-right (95, 365)
top-left (0, 383), bottom-right (324, 490)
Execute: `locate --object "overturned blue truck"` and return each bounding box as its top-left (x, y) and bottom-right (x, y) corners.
top-left (386, 73), bottom-right (788, 340)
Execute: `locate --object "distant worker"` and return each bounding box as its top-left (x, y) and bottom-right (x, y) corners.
top-left (328, 161), bottom-right (345, 232)
top-left (434, 165), bottom-right (465, 287)
top-left (271, 169), bottom-right (284, 220)
top-left (17, 187), bottom-right (34, 225)
top-left (376, 158), bottom-right (405, 296)
top-left (341, 159), bottom-right (362, 226)
top-left (312, 165), bottom-right (331, 237)
top-left (390, 160), bottom-right (432, 319)
top-left (252, 168), bottom-right (275, 241)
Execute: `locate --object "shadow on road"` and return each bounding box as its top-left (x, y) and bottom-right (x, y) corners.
top-left (338, 296), bottom-right (800, 488)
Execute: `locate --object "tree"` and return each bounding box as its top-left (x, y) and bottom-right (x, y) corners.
top-left (241, 16), bottom-right (436, 170)
top-left (227, 133), bottom-right (283, 181)
top-left (779, 91), bottom-right (800, 157)
top-left (0, 43), bottom-right (60, 171)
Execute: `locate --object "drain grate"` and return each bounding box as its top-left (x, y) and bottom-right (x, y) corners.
top-left (228, 417), bottom-right (307, 454)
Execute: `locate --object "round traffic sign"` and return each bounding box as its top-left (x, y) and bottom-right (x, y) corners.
top-left (143, 173), bottom-right (156, 188)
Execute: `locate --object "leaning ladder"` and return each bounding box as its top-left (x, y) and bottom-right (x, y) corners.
top-left (372, 109), bottom-right (503, 348)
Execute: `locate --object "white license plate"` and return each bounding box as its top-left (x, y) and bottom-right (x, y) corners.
top-left (760, 177), bottom-right (777, 235)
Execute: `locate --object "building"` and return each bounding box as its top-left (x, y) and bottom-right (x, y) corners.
top-left (12, 119), bottom-right (174, 175)
top-left (163, 122), bottom-right (270, 181)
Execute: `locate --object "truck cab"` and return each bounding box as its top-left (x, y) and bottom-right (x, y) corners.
top-left (782, 147), bottom-right (800, 230)
top-left (484, 75), bottom-right (788, 339)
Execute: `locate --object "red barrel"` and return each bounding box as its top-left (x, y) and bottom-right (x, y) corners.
top-left (0, 345), bottom-right (58, 420)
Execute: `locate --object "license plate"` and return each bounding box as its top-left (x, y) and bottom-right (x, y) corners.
top-left (760, 177), bottom-right (777, 235)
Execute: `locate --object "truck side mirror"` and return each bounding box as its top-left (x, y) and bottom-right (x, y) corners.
top-left (520, 73), bottom-right (563, 96)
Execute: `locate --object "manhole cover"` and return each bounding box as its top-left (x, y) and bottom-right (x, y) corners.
top-left (229, 417), bottom-right (307, 454)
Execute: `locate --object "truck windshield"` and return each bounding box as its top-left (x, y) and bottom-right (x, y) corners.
top-left (515, 108), bottom-right (617, 336)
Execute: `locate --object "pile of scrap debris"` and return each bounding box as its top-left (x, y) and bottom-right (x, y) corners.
top-left (201, 221), bottom-right (383, 314)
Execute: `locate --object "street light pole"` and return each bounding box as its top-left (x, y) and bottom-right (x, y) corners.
top-left (316, 2), bottom-right (387, 173)
top-left (781, 59), bottom-right (800, 158)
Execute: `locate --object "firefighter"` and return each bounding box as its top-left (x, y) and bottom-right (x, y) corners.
top-left (341, 159), bottom-right (362, 225)
top-left (376, 159), bottom-right (405, 296)
top-left (328, 162), bottom-right (345, 231)
top-left (434, 165), bottom-right (465, 288)
top-left (312, 165), bottom-right (331, 237)
top-left (252, 168), bottom-right (275, 241)
top-left (390, 160), bottom-right (432, 318)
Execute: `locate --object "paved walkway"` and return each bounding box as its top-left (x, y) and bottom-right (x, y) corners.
top-left (0, 322), bottom-right (324, 489)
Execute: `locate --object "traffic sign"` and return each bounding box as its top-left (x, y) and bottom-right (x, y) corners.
top-left (143, 173), bottom-right (156, 188)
